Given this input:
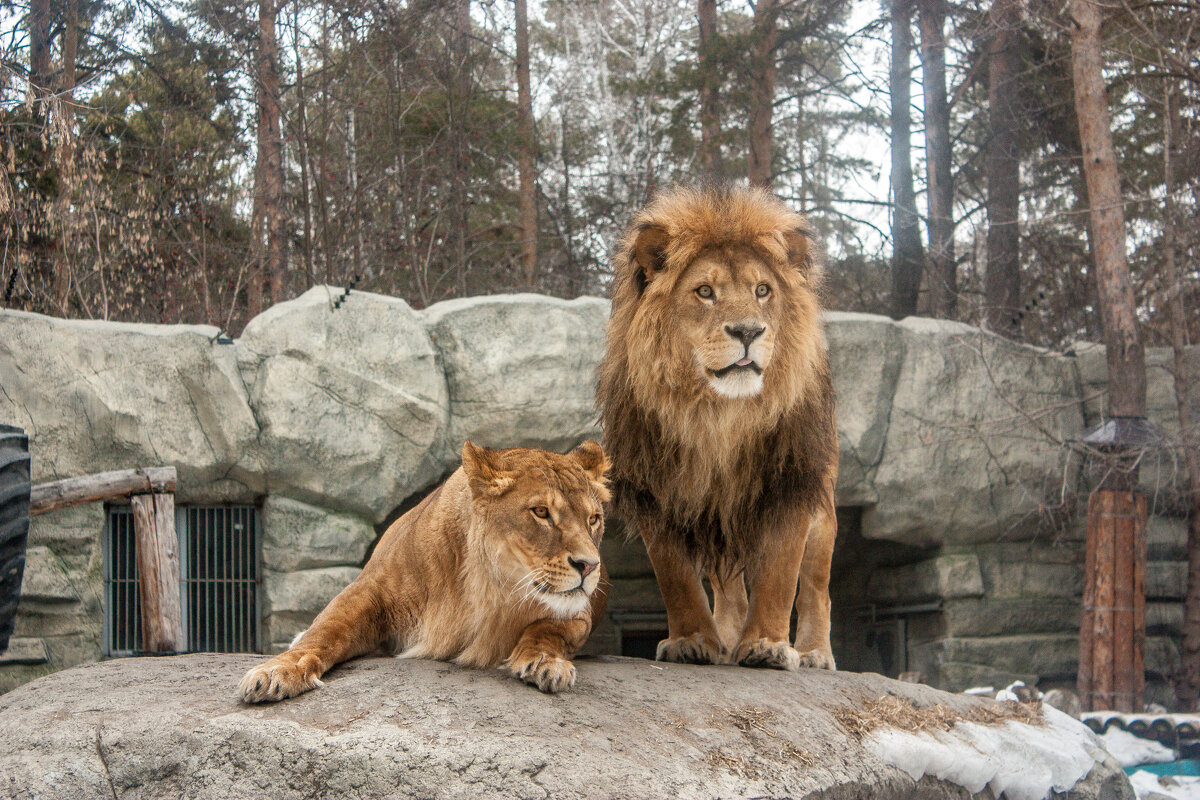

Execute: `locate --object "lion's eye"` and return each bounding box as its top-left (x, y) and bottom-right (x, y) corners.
top-left (531, 506), bottom-right (550, 519)
top-left (588, 513), bottom-right (602, 527)
top-left (696, 284), bottom-right (714, 299)
top-left (756, 283), bottom-right (771, 298)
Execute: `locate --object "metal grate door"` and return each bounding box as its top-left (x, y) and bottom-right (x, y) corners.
top-left (104, 504), bottom-right (260, 656)
top-left (182, 506), bottom-right (259, 653)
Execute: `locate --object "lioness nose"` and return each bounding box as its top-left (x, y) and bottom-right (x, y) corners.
top-left (569, 557), bottom-right (598, 578)
top-left (725, 323), bottom-right (765, 348)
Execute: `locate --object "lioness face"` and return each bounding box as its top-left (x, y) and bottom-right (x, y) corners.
top-left (676, 248), bottom-right (782, 399)
top-left (462, 442), bottom-right (608, 619)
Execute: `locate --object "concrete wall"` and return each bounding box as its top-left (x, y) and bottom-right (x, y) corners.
top-left (2, 287), bottom-right (1195, 699)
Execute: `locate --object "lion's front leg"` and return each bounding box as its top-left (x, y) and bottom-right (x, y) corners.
top-left (792, 496), bottom-right (837, 670)
top-left (505, 617), bottom-right (590, 693)
top-left (733, 510), bottom-right (808, 671)
top-left (643, 533), bottom-right (724, 665)
top-left (239, 579), bottom-right (391, 703)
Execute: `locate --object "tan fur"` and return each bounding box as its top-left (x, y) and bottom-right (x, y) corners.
top-left (597, 185), bottom-right (838, 671)
top-left (238, 441), bottom-right (611, 701)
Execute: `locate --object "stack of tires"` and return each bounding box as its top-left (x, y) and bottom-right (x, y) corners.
top-left (0, 425), bottom-right (30, 654)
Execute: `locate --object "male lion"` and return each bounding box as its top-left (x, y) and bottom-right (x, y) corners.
top-left (239, 441), bottom-right (610, 701)
top-left (597, 185), bottom-right (838, 672)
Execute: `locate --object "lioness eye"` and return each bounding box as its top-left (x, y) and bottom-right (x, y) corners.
top-left (589, 514), bottom-right (601, 527)
top-left (696, 284), bottom-right (714, 299)
top-left (756, 283), bottom-right (771, 298)
top-left (531, 506), bottom-right (550, 519)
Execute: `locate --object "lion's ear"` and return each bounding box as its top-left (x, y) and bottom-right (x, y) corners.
top-left (571, 440), bottom-right (609, 483)
top-left (782, 226), bottom-right (813, 277)
top-left (461, 441), bottom-right (514, 497)
top-left (631, 224), bottom-right (670, 295)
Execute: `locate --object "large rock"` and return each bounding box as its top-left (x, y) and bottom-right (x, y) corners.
top-left (238, 287), bottom-right (449, 521)
top-left (863, 319), bottom-right (1084, 546)
top-left (421, 294), bottom-right (609, 467)
top-left (0, 654), bottom-right (1131, 800)
top-left (0, 311), bottom-right (261, 502)
top-left (825, 312), bottom-right (904, 505)
top-left (260, 496), bottom-right (375, 572)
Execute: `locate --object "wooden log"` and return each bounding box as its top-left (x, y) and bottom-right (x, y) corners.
top-left (1114, 491), bottom-right (1135, 712)
top-left (1094, 491), bottom-right (1116, 710)
top-left (30, 467), bottom-right (177, 515)
top-left (131, 492), bottom-right (182, 653)
top-left (1133, 492), bottom-right (1147, 709)
top-left (1079, 492), bottom-right (1099, 709)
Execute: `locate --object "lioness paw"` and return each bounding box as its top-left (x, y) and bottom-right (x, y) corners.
top-left (796, 647), bottom-right (836, 671)
top-left (238, 659), bottom-right (323, 704)
top-left (656, 632), bottom-right (724, 665)
top-left (508, 652), bottom-right (576, 693)
top-left (734, 638), bottom-right (801, 671)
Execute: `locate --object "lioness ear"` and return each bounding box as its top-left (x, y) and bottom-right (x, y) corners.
top-left (570, 440), bottom-right (609, 483)
top-left (782, 226), bottom-right (813, 277)
top-left (631, 224), bottom-right (670, 295)
top-left (461, 441), bottom-right (514, 497)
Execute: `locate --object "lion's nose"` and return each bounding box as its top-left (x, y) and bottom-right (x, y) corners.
top-left (725, 323), bottom-right (765, 348)
top-left (568, 557), bottom-right (599, 578)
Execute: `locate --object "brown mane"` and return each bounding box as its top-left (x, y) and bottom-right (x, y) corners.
top-left (597, 185), bottom-right (837, 574)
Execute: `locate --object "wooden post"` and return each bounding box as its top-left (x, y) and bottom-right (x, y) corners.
top-left (1079, 490), bottom-right (1146, 712)
top-left (30, 467), bottom-right (177, 515)
top-left (130, 491), bottom-right (182, 653)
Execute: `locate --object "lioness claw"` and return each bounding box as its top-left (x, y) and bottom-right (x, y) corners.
top-left (509, 653), bottom-right (576, 693)
top-left (238, 661), bottom-right (323, 704)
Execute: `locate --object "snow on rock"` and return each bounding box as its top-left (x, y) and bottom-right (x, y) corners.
top-left (1098, 726), bottom-right (1177, 768)
top-left (864, 705), bottom-right (1108, 800)
top-left (1127, 770), bottom-right (1200, 800)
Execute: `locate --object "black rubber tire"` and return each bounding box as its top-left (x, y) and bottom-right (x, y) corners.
top-left (0, 425), bottom-right (30, 654)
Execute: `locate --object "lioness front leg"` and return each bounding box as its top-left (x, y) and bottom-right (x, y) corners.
top-left (239, 580), bottom-right (390, 703)
top-left (505, 617), bottom-right (591, 693)
top-left (643, 534), bottom-right (723, 665)
top-left (733, 511), bottom-right (808, 671)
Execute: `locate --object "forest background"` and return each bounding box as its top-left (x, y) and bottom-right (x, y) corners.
top-left (1, 0), bottom-right (1196, 347)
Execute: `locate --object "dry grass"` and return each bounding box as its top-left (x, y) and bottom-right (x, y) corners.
top-left (833, 694), bottom-right (1043, 740)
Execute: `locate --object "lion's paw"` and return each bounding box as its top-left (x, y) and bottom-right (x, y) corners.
top-left (238, 657), bottom-right (323, 704)
top-left (656, 632), bottom-right (724, 665)
top-left (796, 647), bottom-right (836, 670)
top-left (508, 652), bottom-right (577, 693)
top-left (734, 638), bottom-right (801, 671)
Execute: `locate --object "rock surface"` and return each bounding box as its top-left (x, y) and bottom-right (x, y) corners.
top-left (0, 654), bottom-right (1132, 800)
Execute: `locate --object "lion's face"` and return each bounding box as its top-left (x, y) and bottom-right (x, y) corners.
top-left (672, 247), bottom-right (785, 399)
top-left (461, 441), bottom-right (610, 618)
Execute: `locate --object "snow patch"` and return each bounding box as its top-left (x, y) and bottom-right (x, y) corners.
top-left (1098, 726), bottom-right (1176, 768)
top-left (864, 705), bottom-right (1105, 800)
top-left (1128, 770), bottom-right (1200, 800)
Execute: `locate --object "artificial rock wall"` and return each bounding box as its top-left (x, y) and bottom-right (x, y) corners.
top-left (0, 287), bottom-right (1195, 698)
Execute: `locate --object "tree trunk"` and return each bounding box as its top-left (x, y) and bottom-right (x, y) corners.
top-left (51, 0), bottom-right (79, 316)
top-left (697, 0), bottom-right (723, 178)
top-left (890, 0), bottom-right (923, 319)
top-left (747, 0), bottom-right (777, 188)
top-left (515, 0), bottom-right (538, 288)
top-left (451, 0), bottom-right (472, 295)
top-left (29, 0), bottom-right (52, 98)
top-left (984, 0), bottom-right (1021, 337)
top-left (1069, 0), bottom-right (1145, 421)
top-left (257, 0), bottom-right (286, 306)
top-left (293, 0), bottom-right (315, 289)
top-left (1161, 84), bottom-right (1200, 710)
top-left (919, 0), bottom-right (955, 319)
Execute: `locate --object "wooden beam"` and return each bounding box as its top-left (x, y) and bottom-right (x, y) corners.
top-left (30, 467), bottom-right (177, 515)
top-left (131, 492), bottom-right (182, 653)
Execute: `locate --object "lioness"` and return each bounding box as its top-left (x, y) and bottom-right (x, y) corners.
top-left (597, 185), bottom-right (838, 671)
top-left (239, 441), bottom-right (610, 701)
